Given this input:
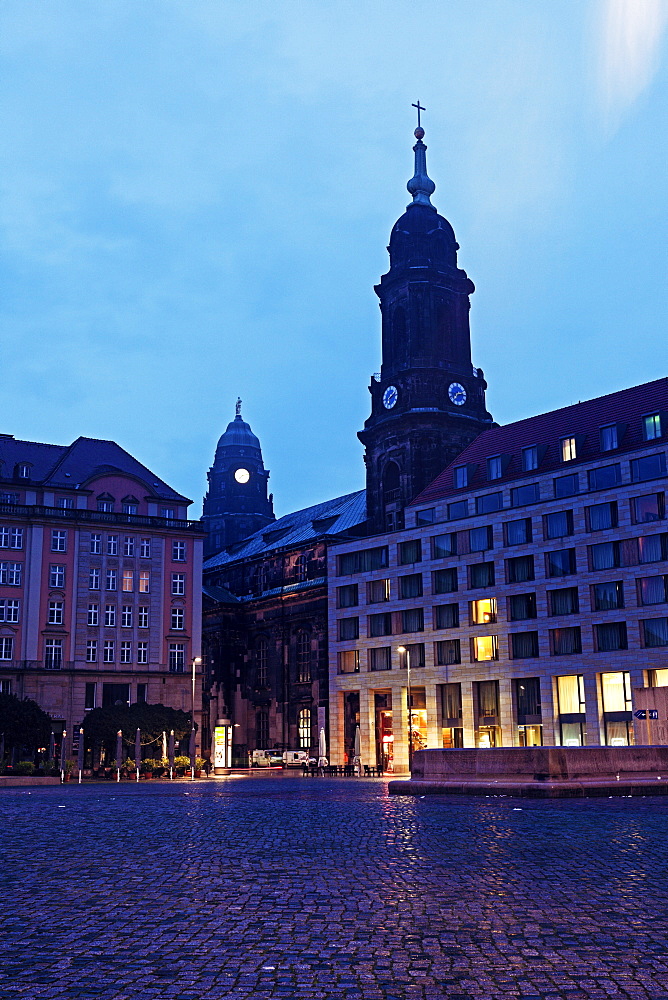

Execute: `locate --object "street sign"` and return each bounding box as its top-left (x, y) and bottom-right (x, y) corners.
top-left (634, 709), bottom-right (659, 720)
top-left (634, 710), bottom-right (647, 719)
top-left (649, 709), bottom-right (659, 720)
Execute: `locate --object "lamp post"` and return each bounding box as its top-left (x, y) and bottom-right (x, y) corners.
top-left (191, 656), bottom-right (202, 781)
top-left (397, 646), bottom-right (412, 773)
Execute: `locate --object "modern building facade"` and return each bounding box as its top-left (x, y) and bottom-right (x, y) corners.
top-left (0, 434), bottom-right (205, 747)
top-left (329, 379), bottom-right (668, 772)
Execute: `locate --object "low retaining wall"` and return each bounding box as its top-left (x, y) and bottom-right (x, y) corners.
top-left (0, 776), bottom-right (61, 787)
top-left (388, 746), bottom-right (668, 798)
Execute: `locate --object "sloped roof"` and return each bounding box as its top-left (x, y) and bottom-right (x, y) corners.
top-left (412, 377), bottom-right (668, 506)
top-left (203, 583), bottom-right (240, 605)
top-left (0, 435), bottom-right (190, 503)
top-left (204, 490), bottom-right (366, 570)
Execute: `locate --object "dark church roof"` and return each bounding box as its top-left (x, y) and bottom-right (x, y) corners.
top-left (0, 434), bottom-right (190, 502)
top-left (203, 489), bottom-right (366, 569)
top-left (411, 377), bottom-right (668, 506)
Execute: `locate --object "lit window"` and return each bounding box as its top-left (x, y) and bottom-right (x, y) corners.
top-left (561, 437), bottom-right (577, 462)
top-left (139, 571), bottom-right (150, 594)
top-left (473, 635), bottom-right (498, 661)
top-left (51, 530), bottom-right (67, 552)
top-left (122, 570), bottom-right (134, 593)
top-left (337, 650), bottom-right (359, 674)
top-left (644, 414), bottom-right (662, 441)
top-left (470, 598), bottom-right (497, 625)
top-left (298, 708), bottom-right (311, 749)
top-left (48, 600), bottom-right (64, 625)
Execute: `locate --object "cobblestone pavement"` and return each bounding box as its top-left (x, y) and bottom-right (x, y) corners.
top-left (1, 777), bottom-right (668, 1000)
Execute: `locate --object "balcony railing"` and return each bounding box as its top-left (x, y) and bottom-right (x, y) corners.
top-left (0, 503), bottom-right (205, 532)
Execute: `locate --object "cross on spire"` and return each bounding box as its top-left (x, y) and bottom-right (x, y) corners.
top-left (412, 101), bottom-right (425, 128)
top-left (236, 397), bottom-right (242, 417)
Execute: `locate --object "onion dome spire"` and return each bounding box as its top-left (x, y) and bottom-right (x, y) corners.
top-left (406, 101), bottom-right (436, 210)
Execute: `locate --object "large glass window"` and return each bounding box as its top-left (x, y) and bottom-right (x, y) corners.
top-left (469, 562), bottom-right (495, 588)
top-left (401, 608), bottom-right (424, 633)
top-left (550, 627), bottom-right (582, 655)
top-left (337, 584), bottom-right (358, 608)
top-left (367, 578), bottom-right (390, 603)
top-left (476, 493), bottom-right (503, 514)
top-left (402, 643), bottom-right (425, 668)
top-left (509, 593), bottom-right (537, 620)
top-left (398, 539), bottom-right (421, 565)
top-left (45, 639), bottom-right (63, 669)
top-left (631, 453), bottom-right (667, 483)
top-left (298, 708), bottom-right (311, 749)
top-left (369, 647), bottom-right (391, 672)
top-left (546, 548), bottom-right (576, 577)
top-left (506, 555), bottom-right (534, 583)
top-left (431, 532), bottom-right (457, 558)
top-left (631, 493), bottom-right (665, 524)
top-left (586, 502), bottom-right (617, 531)
top-left (544, 510), bottom-right (573, 539)
top-left (558, 674), bottom-right (586, 714)
top-left (589, 542), bottom-right (620, 571)
top-left (447, 500), bottom-right (468, 520)
top-left (337, 650), bottom-right (359, 674)
top-left (433, 568), bottom-right (458, 594)
top-left (548, 587), bottom-right (579, 615)
top-left (435, 639), bottom-right (461, 665)
top-left (554, 473), bottom-right (579, 498)
top-left (399, 573), bottom-right (422, 599)
top-left (638, 533), bottom-right (668, 564)
top-left (296, 631), bottom-right (311, 682)
top-left (588, 464), bottom-right (622, 491)
top-left (256, 639), bottom-right (268, 685)
top-left (592, 581), bottom-right (624, 611)
top-left (511, 484), bottom-right (539, 506)
top-left (368, 612), bottom-right (393, 637)
top-left (469, 526), bottom-right (492, 552)
top-left (600, 671), bottom-right (633, 747)
top-left (642, 618), bottom-right (668, 647)
top-left (256, 710), bottom-right (269, 749)
top-left (510, 632), bottom-right (539, 659)
top-left (472, 635), bottom-right (499, 661)
top-left (337, 618), bottom-right (359, 641)
top-left (638, 576), bottom-right (668, 606)
top-left (168, 643), bottom-right (185, 672)
top-left (337, 546), bottom-right (389, 575)
top-left (505, 518), bottom-right (531, 545)
top-left (594, 621), bottom-right (627, 652)
top-left (434, 604), bottom-right (459, 629)
top-left (470, 598), bottom-right (497, 625)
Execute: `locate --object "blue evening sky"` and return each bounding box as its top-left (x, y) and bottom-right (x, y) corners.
top-left (1, 1), bottom-right (666, 517)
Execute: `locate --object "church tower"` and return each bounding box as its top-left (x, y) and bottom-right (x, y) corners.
top-left (359, 113), bottom-right (494, 532)
top-left (202, 400), bottom-right (275, 558)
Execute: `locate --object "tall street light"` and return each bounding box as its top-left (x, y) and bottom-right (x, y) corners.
top-left (191, 656), bottom-right (202, 780)
top-left (397, 646), bottom-right (412, 773)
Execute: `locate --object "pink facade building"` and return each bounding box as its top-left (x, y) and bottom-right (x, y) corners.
top-left (0, 434), bottom-right (205, 749)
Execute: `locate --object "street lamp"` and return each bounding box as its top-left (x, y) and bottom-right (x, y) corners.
top-left (397, 646), bottom-right (412, 773)
top-left (191, 656), bottom-right (202, 781)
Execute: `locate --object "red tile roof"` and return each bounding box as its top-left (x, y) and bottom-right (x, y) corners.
top-left (411, 377), bottom-right (668, 506)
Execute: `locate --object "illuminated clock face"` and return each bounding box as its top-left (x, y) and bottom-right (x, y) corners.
top-left (234, 468), bottom-right (250, 484)
top-left (448, 382), bottom-right (467, 406)
top-left (382, 385), bottom-right (398, 409)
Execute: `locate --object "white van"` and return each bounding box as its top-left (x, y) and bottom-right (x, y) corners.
top-left (250, 749), bottom-right (282, 768)
top-left (283, 750), bottom-right (309, 768)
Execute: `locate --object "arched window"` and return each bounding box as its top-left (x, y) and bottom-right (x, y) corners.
top-left (298, 708), bottom-right (311, 749)
top-left (296, 630), bottom-right (311, 683)
top-left (256, 638), bottom-right (268, 686)
top-left (294, 553), bottom-right (308, 583)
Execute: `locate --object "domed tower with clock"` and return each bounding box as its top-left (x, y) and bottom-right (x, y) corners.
top-left (202, 399), bottom-right (275, 558)
top-left (359, 109), bottom-right (494, 532)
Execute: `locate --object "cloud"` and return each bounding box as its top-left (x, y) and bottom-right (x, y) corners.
top-left (598, 0), bottom-right (668, 128)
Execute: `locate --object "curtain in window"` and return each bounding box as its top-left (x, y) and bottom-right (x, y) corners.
top-left (434, 569), bottom-right (457, 593)
top-left (596, 622), bottom-right (627, 652)
top-left (434, 604), bottom-right (459, 628)
top-left (557, 674), bottom-right (583, 714)
top-left (509, 556), bottom-right (534, 583)
top-left (511, 632), bottom-right (539, 658)
top-left (432, 533), bottom-right (456, 558)
top-left (643, 618), bottom-right (668, 647)
top-left (440, 683), bottom-right (462, 719)
top-left (436, 640), bottom-right (460, 665)
top-left (639, 535), bottom-right (663, 564)
top-left (470, 562), bottom-right (494, 587)
top-left (640, 577), bottom-right (666, 605)
top-left (400, 574), bottom-right (423, 598)
top-left (590, 543), bottom-right (616, 570)
top-left (509, 593), bottom-right (535, 620)
top-left (402, 608), bottom-right (424, 633)
top-left (506, 519), bottom-right (529, 545)
top-left (588, 504), bottom-right (614, 530)
top-left (552, 627), bottom-right (581, 655)
top-left (550, 588), bottom-right (577, 614)
top-left (406, 643), bottom-right (425, 667)
top-left (370, 647), bottom-right (391, 671)
top-left (593, 582), bottom-right (620, 610)
top-left (477, 680), bottom-right (499, 716)
top-left (515, 677), bottom-right (541, 716)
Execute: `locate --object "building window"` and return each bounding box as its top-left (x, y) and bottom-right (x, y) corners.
top-left (506, 555), bottom-right (534, 584)
top-left (120, 641), bottom-right (132, 664)
top-left (104, 605), bottom-right (116, 627)
top-left (469, 562), bottom-right (494, 588)
top-left (510, 631), bottom-right (539, 659)
top-left (119, 570), bottom-right (133, 593)
top-left (107, 535), bottom-right (118, 556)
top-left (369, 647), bottom-right (391, 672)
top-left (472, 635), bottom-right (498, 661)
top-left (138, 606), bottom-right (149, 628)
top-left (399, 573), bottom-right (423, 599)
top-left (137, 642), bottom-right (148, 664)
top-left (631, 493), bottom-right (665, 524)
top-left (367, 578), bottom-right (390, 603)
top-left (85, 683), bottom-right (96, 710)
top-left (0, 599), bottom-right (20, 623)
top-left (398, 539), bottom-right (421, 565)
top-left (401, 643), bottom-right (425, 668)
top-left (0, 561), bottom-right (22, 586)
top-left (97, 498), bottom-right (114, 512)
top-left (639, 533), bottom-right (668, 564)
top-left (522, 446), bottom-right (539, 472)
top-left (44, 639), bottom-right (63, 669)
top-left (554, 473), bottom-right (579, 498)
top-left (90, 533), bottom-right (102, 554)
top-left (48, 564), bottom-right (64, 588)
top-left (87, 603), bottom-right (99, 626)
top-left (294, 554), bottom-right (308, 582)
top-left (123, 502), bottom-right (138, 515)
top-left (601, 672), bottom-right (633, 746)
top-left (49, 530), bottom-right (66, 553)
top-left (600, 425), bottom-right (618, 451)
top-left (544, 510), bottom-right (573, 539)
top-left (592, 581), bottom-right (624, 611)
top-left (431, 533), bottom-right (457, 558)
top-left (434, 604), bottom-right (459, 629)
top-left (511, 483), bottom-right (539, 507)
top-left (296, 631), bottom-right (311, 682)
top-left (433, 568), bottom-right (458, 594)
top-left (338, 650), bottom-right (359, 674)
top-left (121, 605), bottom-right (132, 627)
top-left (631, 453), bottom-right (667, 483)
top-left (170, 607), bottom-right (184, 630)
top-left (505, 518), bottom-right (531, 546)
top-left (557, 674), bottom-right (586, 746)
top-left (48, 600), bottom-right (64, 625)
top-left (476, 492), bottom-right (503, 514)
top-left (588, 464), bottom-right (622, 491)
top-left (0, 493), bottom-right (19, 504)
top-left (548, 587), bottom-right (579, 615)
top-left (546, 548), bottom-right (576, 577)
top-left (447, 500), bottom-right (468, 520)
top-left (561, 437), bottom-right (577, 462)
top-left (88, 567), bottom-right (100, 590)
top-left (435, 639), bottom-right (460, 665)
top-left (256, 710), bottom-right (269, 750)
top-left (487, 456), bottom-right (503, 480)
top-left (168, 643), bottom-right (185, 672)
top-left (160, 508), bottom-right (175, 520)
top-left (402, 607), bottom-right (424, 633)
top-left (642, 618), bottom-right (668, 647)
top-left (586, 502), bottom-right (617, 531)
top-left (550, 627), bottom-right (581, 655)
top-left (298, 708), bottom-right (311, 749)
top-left (368, 612), bottom-right (392, 637)
top-left (638, 576), bottom-right (668, 606)
top-left (171, 573), bottom-right (184, 596)
top-left (140, 538), bottom-right (151, 558)
top-left (594, 622), bottom-right (627, 652)
top-left (469, 526), bottom-right (492, 552)
top-left (106, 569), bottom-right (117, 591)
top-left (17, 464), bottom-right (30, 478)
top-left (0, 527), bottom-right (23, 549)
top-left (0, 637), bottom-right (14, 660)
top-left (470, 598), bottom-right (497, 625)
top-left (589, 541), bottom-right (620, 571)
top-left (509, 592), bottom-right (537, 620)
top-left (86, 640), bottom-right (98, 663)
top-left (337, 546), bottom-right (389, 575)
top-left (454, 466), bottom-right (469, 489)
top-left (337, 584), bottom-right (358, 608)
top-left (643, 414), bottom-right (662, 440)
top-left (137, 683), bottom-right (148, 703)
top-left (255, 639), bottom-right (268, 685)
top-left (172, 540), bottom-right (186, 562)
top-left (123, 537), bottom-right (135, 557)
top-left (416, 508), bottom-right (435, 526)
top-left (338, 617), bottom-right (359, 641)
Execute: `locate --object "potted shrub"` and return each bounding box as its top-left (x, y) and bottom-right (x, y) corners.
top-left (141, 758), bottom-right (156, 779)
top-left (14, 761), bottom-right (35, 776)
top-left (174, 755), bottom-right (190, 777)
top-left (122, 757), bottom-right (136, 780)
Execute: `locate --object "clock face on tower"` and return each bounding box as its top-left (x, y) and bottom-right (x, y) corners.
top-left (448, 382), bottom-right (467, 406)
top-left (234, 468), bottom-right (250, 484)
top-left (382, 385), bottom-right (398, 409)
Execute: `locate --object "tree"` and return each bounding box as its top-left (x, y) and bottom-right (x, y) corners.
top-left (0, 693), bottom-right (52, 756)
top-left (83, 703), bottom-right (191, 758)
